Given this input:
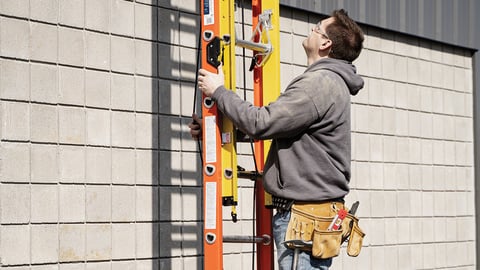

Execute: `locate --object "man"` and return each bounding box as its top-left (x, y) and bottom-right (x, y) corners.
top-left (190, 9), bottom-right (364, 270)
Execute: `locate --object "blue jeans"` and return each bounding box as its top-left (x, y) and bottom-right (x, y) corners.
top-left (273, 211), bottom-right (332, 270)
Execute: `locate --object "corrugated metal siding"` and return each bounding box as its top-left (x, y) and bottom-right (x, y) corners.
top-left (280, 0), bottom-right (479, 50)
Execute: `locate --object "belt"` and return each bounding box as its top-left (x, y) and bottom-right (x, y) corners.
top-left (272, 196), bottom-right (294, 212)
top-left (272, 196), bottom-right (345, 213)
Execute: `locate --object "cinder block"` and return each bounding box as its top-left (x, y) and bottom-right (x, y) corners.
top-left (0, 142), bottom-right (30, 182)
top-left (179, 222), bottom-right (202, 256)
top-left (0, 0), bottom-right (29, 17)
top-left (59, 106), bottom-right (85, 144)
top-left (397, 218), bottom-right (411, 244)
top-left (31, 184), bottom-right (58, 223)
top-left (0, 59), bottom-right (30, 101)
top-left (86, 224), bottom-right (112, 260)
top-left (1, 183), bottom-right (30, 223)
top-left (59, 0), bottom-right (84, 27)
top-left (394, 109), bottom-right (408, 137)
top-left (85, 262), bottom-right (110, 270)
top-left (135, 149), bottom-right (159, 186)
top-left (59, 224), bottom-right (85, 262)
top-left (158, 43), bottom-right (180, 79)
top-left (135, 3), bottom-right (156, 40)
top-left (136, 113), bottom-right (158, 149)
top-left (31, 144), bottom-right (58, 183)
top-left (0, 225), bottom-right (30, 265)
top-left (0, 17), bottom-right (29, 59)
top-left (59, 27), bottom-right (85, 66)
top-left (159, 186), bottom-right (182, 221)
top-left (180, 116), bottom-right (197, 152)
top-left (111, 0), bottom-right (134, 36)
top-left (86, 147), bottom-right (111, 183)
top-left (408, 138), bottom-right (421, 164)
top-left (158, 116), bottom-right (181, 151)
top-left (111, 261), bottom-right (135, 270)
top-left (159, 79), bottom-right (181, 116)
top-left (181, 152), bottom-right (201, 186)
top-left (182, 187), bottom-right (201, 221)
top-left (179, 46), bottom-right (196, 82)
top-left (111, 73), bottom-right (135, 111)
top-left (136, 223), bottom-right (159, 258)
top-left (180, 82), bottom-right (195, 117)
top-left (381, 53), bottom-right (397, 81)
top-left (1, 101), bottom-right (30, 141)
top-left (111, 148), bottom-right (135, 184)
top-left (59, 185), bottom-right (85, 222)
top-left (59, 66), bottom-right (85, 106)
top-left (30, 0), bottom-right (58, 23)
top-left (111, 223), bottom-right (135, 259)
top-left (31, 63), bottom-right (58, 104)
top-left (31, 104), bottom-right (58, 143)
top-left (31, 224), bottom-right (59, 263)
top-left (86, 109), bottom-right (111, 146)
top-left (354, 104), bottom-right (369, 133)
top-left (384, 218), bottom-right (398, 245)
top-left (85, 70), bottom-right (110, 108)
top-left (59, 145), bottom-right (85, 183)
top-left (354, 161), bottom-right (370, 189)
top-left (111, 185), bottom-right (135, 221)
top-left (137, 259), bottom-right (160, 270)
top-left (111, 36), bottom-right (135, 74)
top-left (157, 7), bottom-right (179, 44)
top-left (136, 185), bottom-right (158, 221)
top-left (86, 185), bottom-right (111, 222)
top-left (353, 133), bottom-right (370, 161)
top-left (279, 32), bottom-right (293, 64)
top-left (135, 39), bottom-right (158, 77)
top-left (85, 32), bottom-right (110, 70)
top-left (111, 111), bottom-right (135, 147)
top-left (158, 222), bottom-right (182, 257)
top-left (30, 22), bottom-right (58, 63)
top-left (420, 112), bottom-right (433, 138)
top-left (444, 141), bottom-right (455, 165)
top-left (85, 0), bottom-right (109, 32)
top-left (135, 76), bottom-right (159, 113)
top-left (370, 134), bottom-right (383, 162)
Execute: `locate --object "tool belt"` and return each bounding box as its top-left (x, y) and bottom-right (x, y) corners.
top-left (284, 201), bottom-right (365, 259)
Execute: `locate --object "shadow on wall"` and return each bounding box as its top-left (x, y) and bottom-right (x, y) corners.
top-left (155, 1), bottom-right (203, 269)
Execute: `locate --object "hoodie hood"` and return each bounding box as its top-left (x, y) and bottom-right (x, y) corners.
top-left (305, 58), bottom-right (364, 95)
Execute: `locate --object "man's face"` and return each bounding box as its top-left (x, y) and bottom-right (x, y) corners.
top-left (302, 17), bottom-right (334, 57)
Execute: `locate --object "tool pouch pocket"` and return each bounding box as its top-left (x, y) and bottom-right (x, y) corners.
top-left (346, 220), bottom-right (365, 257)
top-left (285, 203), bottom-right (343, 259)
top-left (311, 225), bottom-right (343, 259)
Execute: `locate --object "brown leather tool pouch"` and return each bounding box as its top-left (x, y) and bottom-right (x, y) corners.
top-left (285, 202), bottom-right (344, 259)
top-left (285, 202), bottom-right (365, 259)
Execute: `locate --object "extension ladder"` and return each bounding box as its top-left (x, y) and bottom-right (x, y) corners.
top-left (199, 0), bottom-right (280, 269)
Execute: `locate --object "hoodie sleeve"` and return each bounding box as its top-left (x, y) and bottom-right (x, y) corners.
top-left (211, 74), bottom-right (319, 140)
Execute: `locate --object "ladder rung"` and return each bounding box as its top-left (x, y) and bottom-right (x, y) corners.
top-left (237, 170), bottom-right (262, 180)
top-left (223, 234), bottom-right (271, 245)
top-left (236, 38), bottom-right (272, 54)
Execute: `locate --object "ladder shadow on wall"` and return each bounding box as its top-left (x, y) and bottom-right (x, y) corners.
top-left (154, 2), bottom-right (203, 269)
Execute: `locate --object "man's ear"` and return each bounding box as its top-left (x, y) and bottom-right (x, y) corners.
top-left (319, 39), bottom-right (332, 50)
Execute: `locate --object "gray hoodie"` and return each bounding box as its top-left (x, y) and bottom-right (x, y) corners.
top-left (211, 58), bottom-right (364, 201)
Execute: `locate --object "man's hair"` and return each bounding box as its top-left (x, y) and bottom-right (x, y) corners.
top-left (325, 9), bottom-right (364, 62)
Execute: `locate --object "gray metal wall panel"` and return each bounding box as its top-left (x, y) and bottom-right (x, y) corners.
top-left (280, 0), bottom-right (479, 50)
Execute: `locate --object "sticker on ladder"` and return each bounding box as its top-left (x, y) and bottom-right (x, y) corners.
top-left (205, 116), bottom-right (217, 163)
top-left (205, 182), bottom-right (217, 229)
top-left (203, 0), bottom-right (214, 25)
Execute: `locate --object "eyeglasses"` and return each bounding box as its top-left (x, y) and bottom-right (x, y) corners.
top-left (313, 22), bottom-right (330, 39)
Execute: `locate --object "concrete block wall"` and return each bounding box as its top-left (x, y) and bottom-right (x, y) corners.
top-left (0, 1), bottom-right (475, 270)
top-left (0, 0), bottom-right (202, 269)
